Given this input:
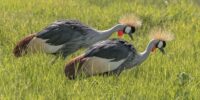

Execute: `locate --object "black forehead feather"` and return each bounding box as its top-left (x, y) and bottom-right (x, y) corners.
top-left (162, 41), bottom-right (166, 47)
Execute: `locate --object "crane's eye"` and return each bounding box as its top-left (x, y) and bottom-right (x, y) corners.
top-left (124, 26), bottom-right (135, 34)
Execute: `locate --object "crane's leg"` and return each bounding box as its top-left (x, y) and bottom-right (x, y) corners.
top-left (49, 55), bottom-right (59, 65)
top-left (113, 68), bottom-right (123, 76)
top-left (49, 51), bottom-right (69, 65)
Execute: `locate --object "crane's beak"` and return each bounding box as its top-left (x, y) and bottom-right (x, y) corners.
top-left (128, 33), bottom-right (133, 40)
top-left (159, 48), bottom-right (165, 54)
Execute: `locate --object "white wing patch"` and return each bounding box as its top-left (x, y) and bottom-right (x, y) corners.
top-left (27, 37), bottom-right (64, 53)
top-left (81, 57), bottom-right (125, 76)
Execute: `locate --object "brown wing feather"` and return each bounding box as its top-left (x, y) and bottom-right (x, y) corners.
top-left (64, 55), bottom-right (87, 80)
top-left (13, 34), bottom-right (36, 57)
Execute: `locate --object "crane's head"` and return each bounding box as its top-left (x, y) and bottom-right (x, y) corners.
top-left (117, 26), bottom-right (135, 40)
top-left (151, 40), bottom-right (166, 54)
top-left (118, 14), bottom-right (142, 40)
top-left (149, 28), bottom-right (174, 54)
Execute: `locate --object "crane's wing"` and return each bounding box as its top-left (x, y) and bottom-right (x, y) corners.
top-left (36, 20), bottom-right (91, 46)
top-left (84, 39), bottom-right (136, 62)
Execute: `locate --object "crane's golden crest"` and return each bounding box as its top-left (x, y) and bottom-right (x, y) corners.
top-left (149, 28), bottom-right (175, 41)
top-left (119, 14), bottom-right (142, 28)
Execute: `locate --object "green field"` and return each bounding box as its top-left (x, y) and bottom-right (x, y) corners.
top-left (0, 0), bottom-right (200, 99)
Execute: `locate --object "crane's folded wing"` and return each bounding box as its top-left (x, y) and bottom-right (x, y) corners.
top-left (84, 39), bottom-right (135, 62)
top-left (36, 20), bottom-right (91, 46)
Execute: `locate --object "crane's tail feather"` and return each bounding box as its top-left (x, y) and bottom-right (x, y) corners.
top-left (64, 55), bottom-right (86, 80)
top-left (13, 34), bottom-right (36, 57)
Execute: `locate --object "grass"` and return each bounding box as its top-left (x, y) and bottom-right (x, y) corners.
top-left (0, 0), bottom-right (200, 99)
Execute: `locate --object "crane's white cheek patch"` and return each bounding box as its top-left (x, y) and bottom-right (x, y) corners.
top-left (27, 37), bottom-right (63, 53)
top-left (125, 27), bottom-right (132, 33)
top-left (81, 57), bottom-right (125, 76)
top-left (158, 42), bottom-right (163, 48)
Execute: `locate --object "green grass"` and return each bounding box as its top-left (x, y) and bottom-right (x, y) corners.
top-left (0, 0), bottom-right (200, 99)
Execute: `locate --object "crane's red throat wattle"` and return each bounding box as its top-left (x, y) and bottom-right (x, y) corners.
top-left (117, 30), bottom-right (124, 38)
top-left (151, 46), bottom-right (157, 52)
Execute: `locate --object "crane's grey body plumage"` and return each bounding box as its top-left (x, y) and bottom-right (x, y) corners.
top-left (85, 40), bottom-right (133, 61)
top-left (35, 20), bottom-right (97, 57)
top-left (64, 38), bottom-right (166, 79)
top-left (81, 39), bottom-right (138, 75)
top-left (34, 20), bottom-right (127, 58)
top-left (85, 39), bottom-right (137, 62)
top-left (37, 20), bottom-right (94, 45)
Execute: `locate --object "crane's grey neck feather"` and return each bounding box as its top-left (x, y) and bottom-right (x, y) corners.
top-left (96, 24), bottom-right (125, 40)
top-left (133, 40), bottom-right (157, 66)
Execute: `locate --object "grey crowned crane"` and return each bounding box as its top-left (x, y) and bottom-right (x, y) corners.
top-left (13, 15), bottom-right (141, 58)
top-left (64, 30), bottom-right (174, 80)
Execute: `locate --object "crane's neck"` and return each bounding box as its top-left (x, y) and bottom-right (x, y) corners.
top-left (134, 40), bottom-right (157, 65)
top-left (97, 24), bottom-right (125, 40)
